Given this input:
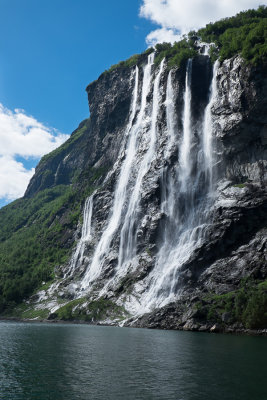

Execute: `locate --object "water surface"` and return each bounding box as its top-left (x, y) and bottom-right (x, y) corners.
top-left (0, 321), bottom-right (266, 400)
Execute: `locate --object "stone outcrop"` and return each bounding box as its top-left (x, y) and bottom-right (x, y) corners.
top-left (14, 53), bottom-right (267, 330)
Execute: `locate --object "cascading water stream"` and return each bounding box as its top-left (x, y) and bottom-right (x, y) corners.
top-left (65, 193), bottom-right (94, 277)
top-left (165, 70), bottom-right (177, 156)
top-left (179, 59), bottom-right (192, 191)
top-left (81, 54), bottom-right (155, 288)
top-left (202, 60), bottom-right (220, 189)
top-left (117, 58), bottom-right (165, 274)
top-left (140, 58), bottom-right (219, 312)
top-left (161, 70), bottom-right (178, 224)
top-left (69, 54), bottom-right (219, 316)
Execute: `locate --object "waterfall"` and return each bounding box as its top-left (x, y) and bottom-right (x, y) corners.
top-left (81, 55), bottom-right (155, 288)
top-left (117, 58), bottom-right (165, 273)
top-left (202, 60), bottom-right (220, 188)
top-left (140, 58), bottom-right (219, 312)
top-left (165, 70), bottom-right (177, 156)
top-left (66, 193), bottom-right (94, 277)
top-left (161, 70), bottom-right (178, 225)
top-left (73, 54), bottom-right (219, 316)
top-left (179, 59), bottom-right (192, 191)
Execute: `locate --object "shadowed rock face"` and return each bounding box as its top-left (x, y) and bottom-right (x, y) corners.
top-left (129, 57), bottom-right (267, 330)
top-left (22, 54), bottom-right (267, 329)
top-left (25, 66), bottom-right (135, 197)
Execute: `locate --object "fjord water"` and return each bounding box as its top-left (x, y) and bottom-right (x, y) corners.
top-left (1, 322), bottom-right (267, 400)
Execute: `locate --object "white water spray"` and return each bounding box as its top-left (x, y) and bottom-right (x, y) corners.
top-left (139, 58), bottom-right (219, 312)
top-left (81, 55), bottom-right (155, 287)
top-left (179, 59), bottom-right (192, 190)
top-left (203, 60), bottom-right (219, 187)
top-left (165, 70), bottom-right (177, 155)
top-left (66, 193), bottom-right (94, 277)
top-left (71, 54), bottom-right (220, 316)
top-left (161, 69), bottom-right (177, 219)
top-left (118, 58), bottom-right (165, 272)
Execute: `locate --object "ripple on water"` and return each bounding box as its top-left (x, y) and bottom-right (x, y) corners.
top-left (0, 321), bottom-right (267, 400)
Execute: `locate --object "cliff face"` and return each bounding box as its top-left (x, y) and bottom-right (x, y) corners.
top-left (132, 56), bottom-right (267, 330)
top-left (25, 66), bottom-right (135, 198)
top-left (1, 50), bottom-right (266, 331)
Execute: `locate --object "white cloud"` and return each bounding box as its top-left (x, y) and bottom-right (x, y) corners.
top-left (0, 155), bottom-right (35, 201)
top-left (0, 103), bottom-right (69, 202)
top-left (145, 28), bottom-right (181, 46)
top-left (140, 0), bottom-right (262, 44)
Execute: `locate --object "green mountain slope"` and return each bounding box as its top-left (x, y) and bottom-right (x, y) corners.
top-left (0, 6), bottom-right (266, 327)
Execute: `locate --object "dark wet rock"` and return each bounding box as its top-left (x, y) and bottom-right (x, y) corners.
top-left (4, 53), bottom-right (266, 333)
top-left (47, 312), bottom-right (58, 320)
top-left (210, 324), bottom-right (222, 333)
top-left (25, 66), bottom-right (136, 197)
top-left (221, 312), bottom-right (231, 323)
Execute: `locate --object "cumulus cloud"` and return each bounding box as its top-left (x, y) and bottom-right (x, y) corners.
top-left (0, 103), bottom-right (69, 202)
top-left (145, 28), bottom-right (181, 46)
top-left (140, 0), bottom-right (262, 45)
top-left (0, 155), bottom-right (35, 201)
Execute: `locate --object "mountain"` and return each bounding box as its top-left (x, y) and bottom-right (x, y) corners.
top-left (0, 7), bottom-right (266, 332)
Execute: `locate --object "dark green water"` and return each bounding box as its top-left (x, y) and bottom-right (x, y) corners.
top-left (0, 321), bottom-right (266, 400)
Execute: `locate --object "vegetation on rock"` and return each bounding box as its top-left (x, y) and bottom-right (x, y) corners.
top-left (105, 48), bottom-right (154, 74)
top-left (198, 5), bottom-right (267, 64)
top-left (157, 5), bottom-right (267, 66)
top-left (0, 185), bottom-right (77, 313)
top-left (39, 119), bottom-right (90, 167)
top-left (106, 6), bottom-right (266, 73)
top-left (195, 278), bottom-right (267, 329)
top-left (0, 7), bottom-right (266, 332)
top-left (0, 170), bottom-right (105, 314)
top-left (52, 297), bottom-right (128, 322)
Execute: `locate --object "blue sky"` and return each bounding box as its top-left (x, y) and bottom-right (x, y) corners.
top-left (0, 0), bottom-right (153, 134)
top-left (0, 0), bottom-right (261, 207)
top-left (0, 0), bottom-right (154, 207)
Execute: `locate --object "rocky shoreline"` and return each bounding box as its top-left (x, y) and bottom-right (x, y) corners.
top-left (1, 316), bottom-right (267, 336)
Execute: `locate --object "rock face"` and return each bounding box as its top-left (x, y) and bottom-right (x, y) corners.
top-left (25, 66), bottom-right (135, 197)
top-left (20, 52), bottom-right (267, 329)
